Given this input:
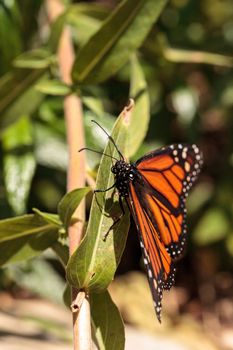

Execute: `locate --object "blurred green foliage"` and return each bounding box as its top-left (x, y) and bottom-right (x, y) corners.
top-left (0, 0), bottom-right (232, 344)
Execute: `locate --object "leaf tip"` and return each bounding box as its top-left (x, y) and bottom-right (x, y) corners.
top-left (121, 98), bottom-right (135, 125)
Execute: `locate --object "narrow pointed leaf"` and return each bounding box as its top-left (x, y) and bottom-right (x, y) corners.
top-left (36, 79), bottom-right (72, 96)
top-left (49, 3), bottom-right (108, 52)
top-left (52, 241), bottom-right (70, 267)
top-left (0, 231), bottom-right (58, 266)
top-left (58, 187), bottom-right (91, 229)
top-left (164, 47), bottom-right (233, 67)
top-left (13, 49), bottom-right (54, 69)
top-left (91, 290), bottom-right (125, 350)
top-left (0, 214), bottom-right (58, 266)
top-left (2, 116), bottom-right (36, 214)
top-left (66, 105), bottom-right (133, 291)
top-left (0, 214), bottom-right (58, 243)
top-left (72, 0), bottom-right (168, 84)
top-left (126, 55), bottom-right (150, 158)
top-left (0, 70), bottom-right (46, 131)
top-left (33, 208), bottom-right (62, 226)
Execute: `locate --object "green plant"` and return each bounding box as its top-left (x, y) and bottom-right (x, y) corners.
top-left (0, 0), bottom-right (232, 349)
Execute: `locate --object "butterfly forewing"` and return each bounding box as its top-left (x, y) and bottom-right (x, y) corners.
top-left (135, 144), bottom-right (203, 259)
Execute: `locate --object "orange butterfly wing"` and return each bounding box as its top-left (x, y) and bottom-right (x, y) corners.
top-left (129, 183), bottom-right (175, 321)
top-left (128, 144), bottom-right (203, 321)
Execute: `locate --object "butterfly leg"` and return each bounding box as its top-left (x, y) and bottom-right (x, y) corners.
top-left (94, 183), bottom-right (116, 215)
top-left (102, 195), bottom-right (126, 241)
top-left (94, 183), bottom-right (116, 193)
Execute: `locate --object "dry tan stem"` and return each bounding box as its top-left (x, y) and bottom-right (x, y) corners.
top-left (46, 1), bottom-right (91, 349)
top-left (71, 291), bottom-right (86, 313)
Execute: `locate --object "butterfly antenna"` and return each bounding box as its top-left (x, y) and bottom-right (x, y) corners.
top-left (79, 147), bottom-right (118, 161)
top-left (91, 120), bottom-right (124, 159)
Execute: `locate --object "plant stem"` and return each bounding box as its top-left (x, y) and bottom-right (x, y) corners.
top-left (46, 1), bottom-right (91, 349)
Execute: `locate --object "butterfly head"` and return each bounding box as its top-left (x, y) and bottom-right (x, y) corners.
top-left (111, 160), bottom-right (137, 197)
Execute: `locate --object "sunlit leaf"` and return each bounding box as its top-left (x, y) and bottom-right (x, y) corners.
top-left (164, 46), bottom-right (233, 67)
top-left (2, 116), bottom-right (36, 214)
top-left (0, 70), bottom-right (46, 131)
top-left (0, 231), bottom-right (58, 266)
top-left (13, 49), bottom-right (55, 69)
top-left (58, 187), bottom-right (91, 229)
top-left (36, 79), bottom-right (72, 96)
top-left (0, 214), bottom-right (58, 243)
top-left (91, 290), bottom-right (125, 350)
top-left (66, 104), bottom-right (133, 291)
top-left (72, 0), bottom-right (168, 84)
top-left (0, 214), bottom-right (58, 266)
top-left (34, 122), bottom-right (68, 171)
top-left (84, 111), bottom-right (115, 168)
top-left (83, 96), bottom-right (106, 118)
top-left (49, 3), bottom-right (108, 52)
top-left (33, 208), bottom-right (62, 227)
top-left (126, 55), bottom-right (150, 158)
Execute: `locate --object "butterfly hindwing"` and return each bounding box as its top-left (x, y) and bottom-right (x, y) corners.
top-left (129, 183), bottom-right (175, 321)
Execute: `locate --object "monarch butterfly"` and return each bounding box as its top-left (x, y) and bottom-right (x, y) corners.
top-left (81, 121), bottom-right (203, 322)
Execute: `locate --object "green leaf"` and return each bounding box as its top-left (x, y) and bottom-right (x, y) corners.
top-left (126, 55), bottom-right (150, 158)
top-left (0, 70), bottom-right (46, 131)
top-left (0, 2), bottom-right (22, 73)
top-left (91, 291), bottom-right (125, 350)
top-left (58, 187), bottom-right (91, 229)
top-left (0, 214), bottom-right (58, 266)
top-left (0, 214), bottom-right (58, 243)
top-left (193, 208), bottom-right (230, 245)
top-left (36, 79), bottom-right (72, 96)
top-left (72, 0), bottom-right (168, 84)
top-left (13, 49), bottom-right (55, 69)
top-left (33, 208), bottom-right (62, 227)
top-left (52, 240), bottom-right (70, 267)
top-left (34, 122), bottom-right (68, 171)
top-left (83, 96), bottom-right (106, 118)
top-left (84, 112), bottom-right (115, 155)
top-left (6, 258), bottom-right (65, 304)
top-left (0, 231), bottom-right (58, 266)
top-left (84, 111), bottom-right (115, 169)
top-left (66, 107), bottom-right (132, 291)
top-left (163, 46), bottom-right (233, 68)
top-left (63, 283), bottom-right (71, 308)
top-left (49, 3), bottom-right (108, 52)
top-left (2, 116), bottom-right (36, 214)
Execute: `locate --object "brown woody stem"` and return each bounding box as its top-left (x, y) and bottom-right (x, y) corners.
top-left (46, 1), bottom-right (91, 349)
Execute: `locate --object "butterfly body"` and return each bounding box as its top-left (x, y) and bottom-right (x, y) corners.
top-left (111, 160), bottom-right (138, 197)
top-left (110, 143), bottom-right (203, 322)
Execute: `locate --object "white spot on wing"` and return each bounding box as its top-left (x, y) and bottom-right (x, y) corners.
top-left (185, 161), bottom-right (190, 172)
